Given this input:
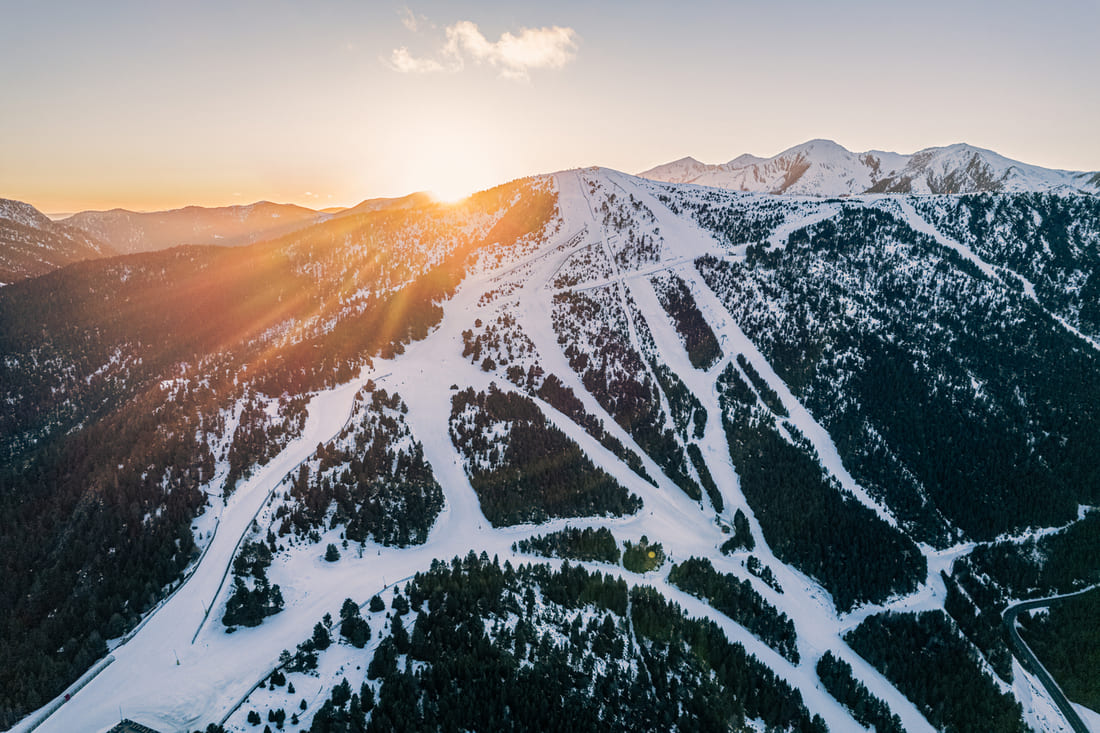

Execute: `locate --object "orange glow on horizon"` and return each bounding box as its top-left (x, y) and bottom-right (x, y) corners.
top-left (429, 187), bottom-right (475, 205)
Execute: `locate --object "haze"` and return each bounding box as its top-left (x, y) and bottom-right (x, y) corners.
top-left (1, 0), bottom-right (1098, 212)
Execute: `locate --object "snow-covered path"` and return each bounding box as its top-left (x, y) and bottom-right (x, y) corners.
top-left (24, 378), bottom-right (372, 733)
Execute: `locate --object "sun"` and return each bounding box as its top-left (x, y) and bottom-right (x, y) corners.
top-left (423, 155), bottom-right (489, 204)
top-left (429, 182), bottom-right (476, 204)
top-left (398, 116), bottom-right (501, 205)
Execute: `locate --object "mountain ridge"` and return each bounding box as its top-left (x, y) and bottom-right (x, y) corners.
top-left (59, 193), bottom-right (441, 256)
top-left (0, 197), bottom-right (115, 285)
top-left (639, 140), bottom-right (1100, 196)
top-left (61, 200), bottom-right (328, 255)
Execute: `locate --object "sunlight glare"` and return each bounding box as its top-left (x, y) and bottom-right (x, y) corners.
top-left (429, 184), bottom-right (474, 204)
top-left (400, 116), bottom-right (500, 206)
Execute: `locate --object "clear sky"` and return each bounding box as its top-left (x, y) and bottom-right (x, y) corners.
top-left (2, 0), bottom-right (1098, 212)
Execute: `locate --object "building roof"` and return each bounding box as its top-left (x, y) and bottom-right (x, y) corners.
top-left (107, 720), bottom-right (162, 733)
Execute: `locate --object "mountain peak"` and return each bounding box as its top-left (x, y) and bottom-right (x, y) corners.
top-left (726, 153), bottom-right (768, 168)
top-left (636, 156), bottom-right (715, 184)
top-left (0, 197), bottom-right (51, 229)
top-left (640, 140), bottom-right (1100, 196)
top-left (0, 197), bottom-right (113, 284)
top-left (780, 138), bottom-right (852, 156)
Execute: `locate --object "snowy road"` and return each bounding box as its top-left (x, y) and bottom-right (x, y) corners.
top-left (1004, 588), bottom-right (1100, 733)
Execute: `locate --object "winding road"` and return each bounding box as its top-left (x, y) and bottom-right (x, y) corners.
top-left (1003, 587), bottom-right (1099, 733)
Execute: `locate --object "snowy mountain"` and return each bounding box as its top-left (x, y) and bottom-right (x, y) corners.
top-left (0, 197), bottom-right (115, 285)
top-left (640, 139), bottom-right (1100, 196)
top-left (3, 170), bottom-right (1099, 733)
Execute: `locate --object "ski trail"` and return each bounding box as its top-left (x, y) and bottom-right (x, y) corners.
top-left (522, 173), bottom-right (687, 493)
top-left (28, 376), bottom-right (374, 733)
top-left (895, 198), bottom-right (1100, 353)
top-left (603, 168), bottom-right (721, 262)
top-left (622, 176), bottom-right (903, 534)
top-left (679, 267), bottom-right (938, 732)
top-left (767, 202), bottom-right (843, 250)
top-left (685, 269), bottom-right (901, 529)
top-left (628, 267), bottom-right (935, 733)
top-left (581, 174), bottom-right (935, 732)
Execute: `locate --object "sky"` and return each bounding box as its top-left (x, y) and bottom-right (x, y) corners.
top-left (1, 0), bottom-right (1098, 213)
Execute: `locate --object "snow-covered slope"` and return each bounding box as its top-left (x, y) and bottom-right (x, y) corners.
top-left (640, 140), bottom-right (1100, 196)
top-left (6, 169), bottom-right (1100, 733)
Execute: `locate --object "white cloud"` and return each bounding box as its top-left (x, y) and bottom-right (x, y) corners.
top-left (388, 20), bottom-right (578, 80)
top-left (389, 46), bottom-right (449, 74)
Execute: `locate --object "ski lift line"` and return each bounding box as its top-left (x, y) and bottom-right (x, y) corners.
top-left (488, 226), bottom-right (588, 283)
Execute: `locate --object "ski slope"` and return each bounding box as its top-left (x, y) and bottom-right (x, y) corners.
top-left (18, 166), bottom-right (1093, 733)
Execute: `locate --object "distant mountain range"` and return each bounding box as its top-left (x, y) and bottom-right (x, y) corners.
top-left (3, 140), bottom-right (1097, 286)
top-left (58, 193), bottom-right (438, 256)
top-left (59, 201), bottom-right (327, 255)
top-left (0, 193), bottom-right (439, 284)
top-left (0, 198), bottom-right (114, 285)
top-left (639, 139), bottom-right (1100, 196)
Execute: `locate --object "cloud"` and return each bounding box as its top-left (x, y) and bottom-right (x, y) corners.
top-left (388, 20), bottom-right (578, 80)
top-left (399, 6), bottom-right (423, 32)
top-left (390, 46), bottom-right (448, 74)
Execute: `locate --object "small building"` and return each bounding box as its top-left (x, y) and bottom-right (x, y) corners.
top-left (108, 720), bottom-right (162, 733)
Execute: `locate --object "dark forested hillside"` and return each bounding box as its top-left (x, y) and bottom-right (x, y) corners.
top-left (449, 385), bottom-right (642, 525)
top-left (717, 360), bottom-right (925, 612)
top-left (911, 193), bottom-right (1100, 340)
top-left (0, 178), bottom-right (555, 726)
top-left (846, 611), bottom-right (1027, 733)
top-left (697, 202), bottom-right (1100, 544)
top-left (278, 385), bottom-right (444, 547)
